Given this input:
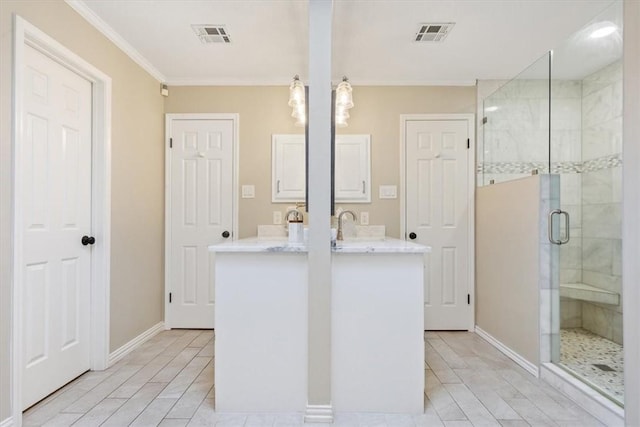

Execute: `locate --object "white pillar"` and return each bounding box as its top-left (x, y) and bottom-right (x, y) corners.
top-left (623, 1), bottom-right (640, 425)
top-left (305, 0), bottom-right (333, 423)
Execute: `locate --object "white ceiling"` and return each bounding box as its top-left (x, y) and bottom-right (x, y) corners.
top-left (72, 0), bottom-right (618, 86)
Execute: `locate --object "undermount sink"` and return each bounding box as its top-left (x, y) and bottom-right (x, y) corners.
top-left (341, 225), bottom-right (386, 240)
top-left (257, 224), bottom-right (287, 238)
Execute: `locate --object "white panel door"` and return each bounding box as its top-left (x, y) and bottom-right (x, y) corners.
top-left (406, 119), bottom-right (471, 330)
top-left (21, 45), bottom-right (92, 409)
top-left (168, 118), bottom-right (234, 328)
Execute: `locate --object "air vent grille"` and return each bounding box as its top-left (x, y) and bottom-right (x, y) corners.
top-left (415, 23), bottom-right (455, 42)
top-left (192, 25), bottom-right (231, 44)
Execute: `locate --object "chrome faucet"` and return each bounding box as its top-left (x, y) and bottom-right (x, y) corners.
top-left (285, 209), bottom-right (303, 223)
top-left (337, 210), bottom-right (356, 241)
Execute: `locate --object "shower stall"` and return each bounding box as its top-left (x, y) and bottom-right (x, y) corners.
top-left (479, 0), bottom-right (624, 407)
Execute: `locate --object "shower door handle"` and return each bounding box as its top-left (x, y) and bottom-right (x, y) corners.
top-left (548, 209), bottom-right (570, 245)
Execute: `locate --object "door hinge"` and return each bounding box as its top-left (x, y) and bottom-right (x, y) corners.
top-left (169, 137), bottom-right (173, 148)
top-left (169, 292), bottom-right (172, 303)
top-left (482, 116), bottom-right (488, 125)
top-left (467, 138), bottom-right (470, 149)
top-left (467, 294), bottom-right (470, 305)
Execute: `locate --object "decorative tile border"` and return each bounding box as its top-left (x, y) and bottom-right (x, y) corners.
top-left (553, 162), bottom-right (584, 174)
top-left (582, 154), bottom-right (623, 173)
top-left (478, 154), bottom-right (622, 175)
top-left (477, 161), bottom-right (549, 174)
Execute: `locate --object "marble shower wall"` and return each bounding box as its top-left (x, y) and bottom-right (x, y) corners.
top-left (579, 60), bottom-right (623, 345)
top-left (480, 78), bottom-right (551, 186)
top-left (552, 81), bottom-right (583, 287)
top-left (479, 81), bottom-right (583, 184)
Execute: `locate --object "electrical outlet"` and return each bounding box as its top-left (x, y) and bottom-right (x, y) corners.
top-left (273, 211), bottom-right (282, 225)
top-left (360, 212), bottom-right (369, 225)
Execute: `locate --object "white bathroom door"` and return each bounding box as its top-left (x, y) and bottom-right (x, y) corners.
top-left (21, 45), bottom-right (93, 409)
top-left (405, 117), bottom-right (473, 330)
top-left (167, 116), bottom-right (235, 328)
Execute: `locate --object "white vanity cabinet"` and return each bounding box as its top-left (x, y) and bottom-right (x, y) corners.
top-left (209, 238), bottom-right (428, 414)
top-left (271, 134), bottom-right (371, 203)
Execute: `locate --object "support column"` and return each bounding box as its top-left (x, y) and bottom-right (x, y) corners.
top-left (305, 0), bottom-right (333, 423)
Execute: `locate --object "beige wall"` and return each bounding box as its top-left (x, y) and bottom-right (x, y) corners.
top-left (476, 177), bottom-right (542, 366)
top-left (0, 1), bottom-right (164, 420)
top-left (165, 85), bottom-right (476, 238)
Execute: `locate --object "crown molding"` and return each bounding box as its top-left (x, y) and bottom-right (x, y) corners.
top-left (165, 79), bottom-right (296, 87)
top-left (65, 0), bottom-right (166, 82)
top-left (344, 79), bottom-right (478, 86)
top-left (165, 78), bottom-right (478, 87)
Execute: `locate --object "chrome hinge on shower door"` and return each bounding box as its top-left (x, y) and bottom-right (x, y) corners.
top-left (548, 209), bottom-right (570, 245)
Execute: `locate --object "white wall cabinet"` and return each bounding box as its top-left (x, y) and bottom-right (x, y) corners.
top-left (334, 135), bottom-right (371, 203)
top-left (272, 134), bottom-right (306, 202)
top-left (272, 134), bottom-right (371, 203)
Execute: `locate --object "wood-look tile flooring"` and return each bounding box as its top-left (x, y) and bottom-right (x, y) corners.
top-left (23, 329), bottom-right (605, 426)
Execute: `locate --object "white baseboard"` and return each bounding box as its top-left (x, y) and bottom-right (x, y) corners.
top-left (541, 363), bottom-right (624, 427)
top-left (474, 326), bottom-right (539, 377)
top-left (108, 321), bottom-right (164, 367)
top-left (304, 404), bottom-right (333, 423)
top-left (0, 417), bottom-right (13, 427)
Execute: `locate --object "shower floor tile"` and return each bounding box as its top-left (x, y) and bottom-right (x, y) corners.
top-left (560, 327), bottom-right (624, 404)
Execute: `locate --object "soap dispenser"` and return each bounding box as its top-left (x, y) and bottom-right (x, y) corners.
top-left (286, 209), bottom-right (304, 245)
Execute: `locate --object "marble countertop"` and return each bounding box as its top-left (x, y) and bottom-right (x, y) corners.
top-left (208, 237), bottom-right (429, 254)
top-left (333, 238), bottom-right (430, 254)
top-left (209, 238), bottom-right (308, 253)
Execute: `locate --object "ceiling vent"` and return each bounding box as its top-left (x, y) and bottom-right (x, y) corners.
top-left (415, 23), bottom-right (455, 42)
top-left (191, 25), bottom-right (231, 44)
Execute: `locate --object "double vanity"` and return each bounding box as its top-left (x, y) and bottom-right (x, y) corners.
top-left (209, 235), bottom-right (429, 414)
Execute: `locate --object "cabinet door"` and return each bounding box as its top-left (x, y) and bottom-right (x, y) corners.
top-left (335, 135), bottom-right (371, 203)
top-left (272, 134), bottom-right (305, 202)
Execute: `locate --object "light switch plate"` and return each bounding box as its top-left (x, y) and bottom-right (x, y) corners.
top-left (242, 185), bottom-right (255, 198)
top-left (379, 185), bottom-right (397, 199)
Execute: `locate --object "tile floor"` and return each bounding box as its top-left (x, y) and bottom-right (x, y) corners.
top-left (559, 328), bottom-right (624, 404)
top-left (23, 329), bottom-right (606, 426)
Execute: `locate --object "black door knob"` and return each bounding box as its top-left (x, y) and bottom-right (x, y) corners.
top-left (81, 235), bottom-right (96, 246)
top-left (221, 231), bottom-right (230, 238)
top-left (409, 232), bottom-right (417, 240)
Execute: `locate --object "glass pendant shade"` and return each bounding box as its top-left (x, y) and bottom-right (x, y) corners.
top-left (289, 75), bottom-right (306, 127)
top-left (288, 75), bottom-right (305, 107)
top-left (288, 75), bottom-right (353, 127)
top-left (335, 79), bottom-right (354, 109)
top-left (334, 77), bottom-right (353, 127)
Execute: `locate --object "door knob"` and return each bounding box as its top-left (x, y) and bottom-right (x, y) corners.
top-left (81, 235), bottom-right (96, 246)
top-left (221, 231), bottom-right (230, 238)
top-left (409, 232), bottom-right (417, 240)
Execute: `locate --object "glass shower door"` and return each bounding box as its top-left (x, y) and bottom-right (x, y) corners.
top-left (550, 0), bottom-right (624, 405)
